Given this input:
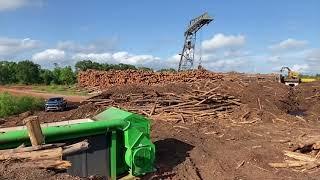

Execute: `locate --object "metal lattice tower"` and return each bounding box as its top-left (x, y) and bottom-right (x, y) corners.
top-left (178, 12), bottom-right (213, 71)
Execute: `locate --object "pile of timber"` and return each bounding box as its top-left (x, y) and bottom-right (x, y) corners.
top-left (85, 84), bottom-right (241, 123)
top-left (78, 69), bottom-right (224, 90)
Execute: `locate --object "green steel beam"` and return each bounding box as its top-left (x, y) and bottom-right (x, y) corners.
top-left (0, 117), bottom-right (129, 149)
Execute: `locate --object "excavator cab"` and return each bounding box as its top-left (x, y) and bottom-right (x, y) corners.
top-left (279, 67), bottom-right (301, 87)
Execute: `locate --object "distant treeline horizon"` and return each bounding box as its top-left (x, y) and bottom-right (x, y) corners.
top-left (0, 60), bottom-right (176, 85)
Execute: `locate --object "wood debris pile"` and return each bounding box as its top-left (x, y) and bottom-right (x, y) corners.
top-left (269, 150), bottom-right (320, 171)
top-left (85, 84), bottom-right (241, 123)
top-left (78, 69), bottom-right (224, 90)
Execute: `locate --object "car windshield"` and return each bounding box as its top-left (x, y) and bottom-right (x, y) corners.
top-left (48, 98), bottom-right (63, 102)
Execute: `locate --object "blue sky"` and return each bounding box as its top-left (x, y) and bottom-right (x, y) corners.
top-left (0, 0), bottom-right (319, 73)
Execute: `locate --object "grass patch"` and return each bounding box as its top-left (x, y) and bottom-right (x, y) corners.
top-left (0, 92), bottom-right (44, 118)
top-left (31, 85), bottom-right (88, 96)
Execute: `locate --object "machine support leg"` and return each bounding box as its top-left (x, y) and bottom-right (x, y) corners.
top-left (110, 131), bottom-right (117, 180)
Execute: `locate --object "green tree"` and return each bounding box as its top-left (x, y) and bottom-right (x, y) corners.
top-left (16, 60), bottom-right (41, 84)
top-left (0, 61), bottom-right (18, 84)
top-left (52, 66), bottom-right (62, 84)
top-left (40, 69), bottom-right (54, 85)
top-left (75, 60), bottom-right (102, 72)
top-left (117, 63), bottom-right (137, 70)
top-left (60, 66), bottom-right (76, 85)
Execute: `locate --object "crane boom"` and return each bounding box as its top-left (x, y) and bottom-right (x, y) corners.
top-left (185, 12), bottom-right (213, 36)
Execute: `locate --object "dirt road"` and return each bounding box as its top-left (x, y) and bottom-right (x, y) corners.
top-left (0, 86), bottom-right (88, 102)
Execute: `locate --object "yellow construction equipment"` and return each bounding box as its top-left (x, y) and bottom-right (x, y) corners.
top-left (279, 67), bottom-right (301, 86)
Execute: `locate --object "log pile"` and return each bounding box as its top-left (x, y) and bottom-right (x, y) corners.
top-left (86, 84), bottom-right (241, 123)
top-left (78, 69), bottom-right (224, 90)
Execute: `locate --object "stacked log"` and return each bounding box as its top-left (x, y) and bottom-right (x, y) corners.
top-left (78, 69), bottom-right (224, 90)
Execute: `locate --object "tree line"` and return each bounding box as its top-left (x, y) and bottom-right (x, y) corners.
top-left (74, 60), bottom-right (176, 72)
top-left (0, 61), bottom-right (76, 85)
top-left (0, 60), bottom-right (177, 85)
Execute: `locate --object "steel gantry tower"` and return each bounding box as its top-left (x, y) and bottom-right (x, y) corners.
top-left (178, 12), bottom-right (213, 71)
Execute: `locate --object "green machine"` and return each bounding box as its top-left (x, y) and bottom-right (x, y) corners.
top-left (0, 107), bottom-right (156, 179)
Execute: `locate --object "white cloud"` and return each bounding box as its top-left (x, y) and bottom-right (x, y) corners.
top-left (57, 41), bottom-right (81, 51)
top-left (306, 48), bottom-right (320, 62)
top-left (57, 38), bottom-right (119, 53)
top-left (140, 54), bottom-right (180, 70)
top-left (267, 56), bottom-right (281, 63)
top-left (202, 33), bottom-right (245, 51)
top-left (0, 0), bottom-right (42, 11)
top-left (291, 64), bottom-right (309, 73)
top-left (203, 59), bottom-right (248, 72)
top-left (0, 37), bottom-right (40, 56)
top-left (72, 53), bottom-right (113, 63)
top-left (72, 51), bottom-right (160, 65)
top-left (269, 38), bottom-right (308, 51)
top-left (223, 50), bottom-right (250, 59)
top-left (112, 51), bottom-right (129, 60)
top-left (57, 41), bottom-right (100, 53)
top-left (0, 0), bottom-right (27, 11)
top-left (168, 54), bottom-right (181, 63)
top-left (32, 49), bottom-right (65, 62)
top-left (125, 55), bottom-right (160, 65)
top-left (265, 48), bottom-right (320, 74)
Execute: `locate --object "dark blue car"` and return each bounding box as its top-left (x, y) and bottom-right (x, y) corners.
top-left (45, 97), bottom-right (67, 112)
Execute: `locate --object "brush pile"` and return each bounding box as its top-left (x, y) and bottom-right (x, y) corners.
top-left (84, 82), bottom-right (241, 123)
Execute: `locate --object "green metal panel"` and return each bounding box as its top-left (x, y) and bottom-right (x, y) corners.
top-left (94, 107), bottom-right (133, 122)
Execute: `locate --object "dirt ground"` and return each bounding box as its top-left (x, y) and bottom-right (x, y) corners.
top-left (1, 77), bottom-right (320, 180)
top-left (147, 114), bottom-right (320, 180)
top-left (0, 86), bottom-right (88, 102)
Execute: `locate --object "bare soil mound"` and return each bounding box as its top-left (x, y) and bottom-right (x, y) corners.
top-left (295, 81), bottom-right (320, 121)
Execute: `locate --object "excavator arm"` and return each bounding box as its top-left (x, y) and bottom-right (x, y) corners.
top-left (280, 67), bottom-right (291, 73)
